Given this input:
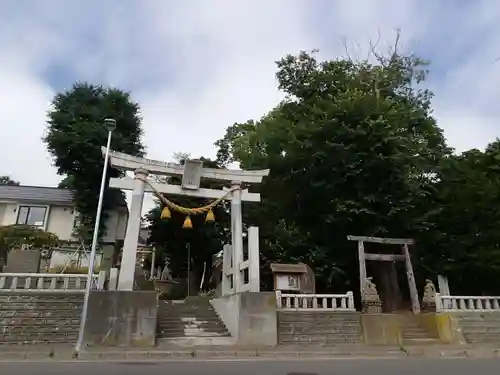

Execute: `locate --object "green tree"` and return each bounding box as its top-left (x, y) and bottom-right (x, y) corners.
top-left (419, 140), bottom-right (500, 295)
top-left (0, 176), bottom-right (20, 186)
top-left (57, 175), bottom-right (74, 189)
top-left (44, 82), bottom-right (145, 243)
top-left (216, 49), bottom-right (450, 293)
top-left (146, 156), bottom-right (230, 293)
top-left (0, 225), bottom-right (60, 269)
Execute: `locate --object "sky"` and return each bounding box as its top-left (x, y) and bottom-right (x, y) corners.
top-left (1, 0), bottom-right (500, 211)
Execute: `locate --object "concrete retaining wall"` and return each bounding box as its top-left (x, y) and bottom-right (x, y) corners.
top-left (360, 314), bottom-right (402, 345)
top-left (0, 291), bottom-right (83, 345)
top-left (211, 292), bottom-right (277, 346)
top-left (455, 312), bottom-right (500, 343)
top-left (278, 311), bottom-right (362, 344)
top-left (360, 313), bottom-right (464, 345)
top-left (83, 291), bottom-right (158, 347)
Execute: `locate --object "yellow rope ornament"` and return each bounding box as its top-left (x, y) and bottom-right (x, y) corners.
top-left (205, 209), bottom-right (215, 223)
top-left (137, 176), bottom-right (239, 229)
top-left (160, 206), bottom-right (171, 220)
top-left (182, 216), bottom-right (193, 229)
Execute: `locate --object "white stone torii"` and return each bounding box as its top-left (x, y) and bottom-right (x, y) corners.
top-left (103, 149), bottom-right (269, 291)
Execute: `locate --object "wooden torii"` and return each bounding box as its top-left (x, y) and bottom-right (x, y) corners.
top-left (347, 235), bottom-right (420, 314)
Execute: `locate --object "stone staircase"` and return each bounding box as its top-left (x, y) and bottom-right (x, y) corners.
top-left (277, 311), bottom-right (362, 345)
top-left (400, 314), bottom-right (440, 345)
top-left (156, 297), bottom-right (232, 346)
top-left (457, 313), bottom-right (500, 343)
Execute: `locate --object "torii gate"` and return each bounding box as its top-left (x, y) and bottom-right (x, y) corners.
top-left (103, 149), bottom-right (269, 291)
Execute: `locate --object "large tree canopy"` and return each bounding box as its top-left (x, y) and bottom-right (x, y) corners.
top-left (44, 82), bottom-right (145, 243)
top-left (138, 47), bottom-right (500, 298)
top-left (215, 50), bottom-right (451, 293)
top-left (418, 140), bottom-right (500, 295)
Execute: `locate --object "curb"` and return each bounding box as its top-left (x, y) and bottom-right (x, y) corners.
top-left (1, 347), bottom-right (500, 361)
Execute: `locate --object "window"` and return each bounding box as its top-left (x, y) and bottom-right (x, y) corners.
top-left (16, 206), bottom-right (47, 228)
top-left (287, 275), bottom-right (300, 290)
top-left (73, 213), bottom-right (80, 229)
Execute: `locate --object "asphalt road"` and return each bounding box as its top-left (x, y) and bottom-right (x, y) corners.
top-left (0, 358), bottom-right (500, 375)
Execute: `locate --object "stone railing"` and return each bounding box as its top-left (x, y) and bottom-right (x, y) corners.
top-left (435, 293), bottom-right (500, 312)
top-left (276, 291), bottom-right (355, 311)
top-left (0, 272), bottom-right (104, 292)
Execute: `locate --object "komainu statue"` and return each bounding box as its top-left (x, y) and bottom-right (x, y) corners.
top-left (422, 279), bottom-right (437, 311)
top-left (362, 277), bottom-right (382, 313)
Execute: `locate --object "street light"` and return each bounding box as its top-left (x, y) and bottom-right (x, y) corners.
top-left (75, 118), bottom-right (116, 353)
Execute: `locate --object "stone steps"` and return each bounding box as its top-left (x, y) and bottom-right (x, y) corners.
top-left (156, 336), bottom-right (234, 347)
top-left (400, 315), bottom-right (439, 344)
top-left (279, 333), bottom-right (362, 344)
top-left (278, 312), bottom-right (360, 322)
top-left (403, 331), bottom-right (436, 339)
top-left (156, 298), bottom-right (230, 341)
top-left (279, 326), bottom-right (360, 334)
top-left (403, 338), bottom-right (442, 345)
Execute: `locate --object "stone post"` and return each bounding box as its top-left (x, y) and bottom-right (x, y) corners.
top-left (248, 226), bottom-right (260, 292)
top-left (118, 168), bottom-right (148, 290)
top-left (230, 181), bottom-right (243, 293)
top-left (437, 274), bottom-right (451, 310)
top-left (97, 270), bottom-right (107, 290)
top-left (149, 247), bottom-right (156, 280)
top-left (109, 268), bottom-right (119, 290)
top-left (221, 244), bottom-right (232, 296)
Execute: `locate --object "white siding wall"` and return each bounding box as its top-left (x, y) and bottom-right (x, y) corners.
top-left (49, 250), bottom-right (102, 269)
top-left (0, 201), bottom-right (127, 243)
top-left (0, 203), bottom-right (19, 226)
top-left (46, 205), bottom-right (76, 240)
top-left (0, 203), bottom-right (7, 224)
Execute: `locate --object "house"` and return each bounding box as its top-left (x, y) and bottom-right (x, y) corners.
top-left (0, 184), bottom-right (129, 270)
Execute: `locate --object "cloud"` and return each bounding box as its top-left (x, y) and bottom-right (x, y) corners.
top-left (0, 0), bottom-right (499, 214)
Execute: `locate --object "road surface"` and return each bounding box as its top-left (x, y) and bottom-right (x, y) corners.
top-left (0, 358), bottom-right (499, 375)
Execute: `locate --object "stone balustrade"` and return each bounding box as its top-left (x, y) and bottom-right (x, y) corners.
top-left (0, 272), bottom-right (102, 292)
top-left (275, 291), bottom-right (355, 311)
top-left (435, 293), bottom-right (500, 312)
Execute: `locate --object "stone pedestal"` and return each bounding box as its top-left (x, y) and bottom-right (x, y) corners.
top-left (84, 291), bottom-right (158, 347)
top-left (362, 300), bottom-right (382, 313)
top-left (99, 244), bottom-right (115, 273)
